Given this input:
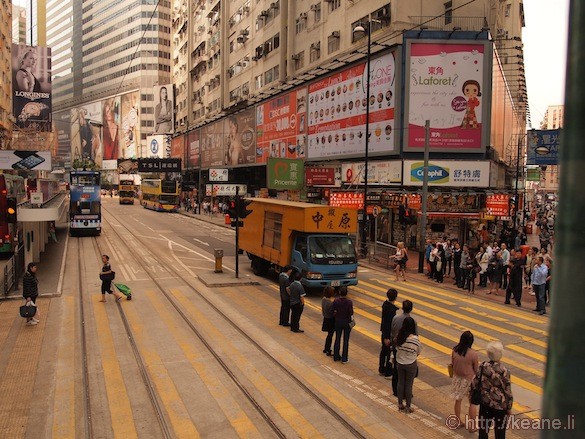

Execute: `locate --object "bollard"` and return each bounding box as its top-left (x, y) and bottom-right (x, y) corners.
top-left (214, 248), bottom-right (224, 273)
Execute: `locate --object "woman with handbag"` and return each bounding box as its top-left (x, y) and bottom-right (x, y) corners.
top-left (392, 241), bottom-right (408, 282)
top-left (99, 255), bottom-right (124, 302)
top-left (332, 286), bottom-right (354, 364)
top-left (449, 331), bottom-right (478, 431)
top-left (469, 341), bottom-right (513, 438)
top-left (395, 316), bottom-right (422, 413)
top-left (22, 262), bottom-right (40, 326)
top-left (321, 286), bottom-right (335, 356)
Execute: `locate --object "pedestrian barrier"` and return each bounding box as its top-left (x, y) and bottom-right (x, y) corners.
top-left (367, 241), bottom-right (397, 269)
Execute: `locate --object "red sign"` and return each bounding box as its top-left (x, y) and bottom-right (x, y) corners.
top-left (486, 194), bottom-right (510, 216)
top-left (329, 192), bottom-right (364, 209)
top-left (170, 135), bottom-right (184, 160)
top-left (407, 194), bottom-right (422, 210)
top-left (306, 167), bottom-right (335, 186)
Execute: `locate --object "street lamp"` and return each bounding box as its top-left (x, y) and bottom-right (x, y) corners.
top-left (353, 22), bottom-right (372, 258)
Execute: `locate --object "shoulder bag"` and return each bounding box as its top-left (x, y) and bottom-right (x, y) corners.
top-left (470, 364), bottom-right (484, 405)
top-left (100, 271), bottom-right (115, 281)
top-left (349, 315), bottom-right (356, 328)
top-left (20, 302), bottom-right (37, 318)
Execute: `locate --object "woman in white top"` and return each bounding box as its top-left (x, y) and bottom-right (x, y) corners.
top-left (392, 241), bottom-right (408, 281)
top-left (476, 247), bottom-right (489, 287)
top-left (395, 316), bottom-right (422, 413)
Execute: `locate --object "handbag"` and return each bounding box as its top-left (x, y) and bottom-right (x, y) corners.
top-left (349, 316), bottom-right (356, 328)
top-left (20, 303), bottom-right (37, 318)
top-left (447, 363), bottom-right (454, 378)
top-left (100, 271), bottom-right (115, 281)
top-left (470, 364), bottom-right (484, 405)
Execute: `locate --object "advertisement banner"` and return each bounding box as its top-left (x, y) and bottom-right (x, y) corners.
top-left (224, 109), bottom-right (256, 165)
top-left (146, 135), bottom-right (170, 158)
top-left (153, 84), bottom-right (174, 134)
top-left (267, 158), bottom-right (304, 190)
top-left (307, 51), bottom-right (398, 160)
top-left (329, 192), bottom-right (364, 209)
top-left (404, 160), bottom-right (490, 187)
top-left (526, 168), bottom-right (540, 181)
top-left (205, 184), bottom-right (247, 196)
top-left (12, 43), bottom-right (52, 131)
top-left (187, 130), bottom-right (200, 168)
top-left (53, 110), bottom-right (71, 167)
top-left (256, 88), bottom-right (307, 163)
top-left (486, 194), bottom-right (510, 216)
top-left (70, 102), bottom-right (103, 165)
top-left (117, 158), bottom-right (138, 174)
top-left (0, 150), bottom-right (52, 171)
top-left (170, 135), bottom-right (185, 159)
top-left (527, 129), bottom-right (560, 165)
top-left (120, 92), bottom-right (140, 159)
top-left (138, 158), bottom-right (181, 172)
top-left (341, 161), bottom-right (402, 185)
top-left (200, 120), bottom-right (224, 168)
top-left (102, 96), bottom-right (121, 160)
top-left (305, 167), bottom-right (335, 186)
top-left (404, 40), bottom-right (490, 152)
top-left (209, 169), bottom-right (228, 182)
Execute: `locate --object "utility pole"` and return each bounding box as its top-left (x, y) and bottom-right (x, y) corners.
top-left (542, 1), bottom-right (585, 435)
top-left (418, 120), bottom-right (430, 273)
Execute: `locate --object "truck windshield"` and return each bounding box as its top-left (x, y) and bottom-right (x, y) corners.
top-left (309, 236), bottom-right (356, 265)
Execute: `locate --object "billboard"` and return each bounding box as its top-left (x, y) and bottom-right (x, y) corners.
top-left (154, 84), bottom-right (174, 134)
top-left (12, 43), bottom-right (52, 131)
top-left (404, 40), bottom-right (491, 152)
top-left (102, 96), bottom-right (121, 160)
top-left (70, 102), bottom-right (103, 165)
top-left (527, 129), bottom-right (559, 165)
top-left (224, 109), bottom-right (256, 165)
top-left (0, 150), bottom-right (52, 171)
top-left (187, 130), bottom-right (200, 168)
top-left (256, 88), bottom-right (307, 163)
top-left (200, 120), bottom-right (224, 168)
top-left (53, 110), bottom-right (71, 167)
top-left (120, 92), bottom-right (140, 159)
top-left (267, 158), bottom-right (304, 190)
top-left (341, 161), bottom-right (402, 186)
top-left (403, 160), bottom-right (490, 187)
top-left (170, 135), bottom-right (185, 160)
top-left (146, 135), bottom-right (170, 158)
top-left (307, 51), bottom-right (398, 160)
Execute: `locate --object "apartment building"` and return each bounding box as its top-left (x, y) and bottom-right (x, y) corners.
top-left (0, 0), bottom-right (13, 149)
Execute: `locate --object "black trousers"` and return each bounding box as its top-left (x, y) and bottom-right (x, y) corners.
top-left (505, 286), bottom-right (522, 305)
top-left (379, 337), bottom-right (392, 375)
top-left (290, 303), bottom-right (304, 331)
top-left (279, 298), bottom-right (290, 325)
top-left (478, 404), bottom-right (508, 439)
top-left (454, 266), bottom-right (462, 286)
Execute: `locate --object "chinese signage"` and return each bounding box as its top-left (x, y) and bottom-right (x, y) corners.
top-left (307, 51), bottom-right (398, 160)
top-left (404, 160), bottom-right (490, 187)
top-left (404, 40), bottom-right (489, 152)
top-left (209, 168), bottom-right (228, 182)
top-left (306, 167), bottom-right (335, 186)
top-left (0, 150), bottom-right (52, 171)
top-left (486, 194), bottom-right (510, 216)
top-left (407, 194), bottom-right (422, 210)
top-left (12, 43), bottom-right (52, 131)
top-left (527, 129), bottom-right (560, 165)
top-left (205, 184), bottom-right (247, 196)
top-left (138, 158), bottom-right (181, 172)
top-left (341, 161), bottom-right (402, 185)
top-left (329, 192), bottom-right (364, 209)
top-left (256, 88), bottom-right (307, 163)
top-left (267, 158), bottom-right (304, 190)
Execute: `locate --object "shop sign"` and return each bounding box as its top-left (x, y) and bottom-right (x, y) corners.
top-left (404, 160), bottom-right (490, 187)
top-left (381, 192), bottom-right (406, 208)
top-left (267, 158), bottom-right (304, 190)
top-left (205, 184), bottom-right (247, 196)
top-left (526, 168), bottom-right (541, 181)
top-left (329, 192), bottom-right (364, 209)
top-left (407, 194), bottom-right (422, 210)
top-left (138, 158), bottom-right (181, 172)
top-left (527, 129), bottom-right (560, 165)
top-left (209, 168), bottom-right (228, 182)
top-left (306, 167), bottom-right (335, 186)
top-left (486, 194), bottom-right (510, 216)
top-left (341, 160), bottom-right (402, 185)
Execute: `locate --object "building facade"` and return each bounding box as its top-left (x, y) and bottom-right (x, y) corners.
top-left (1, 0), bottom-right (13, 149)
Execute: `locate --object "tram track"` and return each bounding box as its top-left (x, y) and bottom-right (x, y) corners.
top-left (100, 204), bottom-right (368, 438)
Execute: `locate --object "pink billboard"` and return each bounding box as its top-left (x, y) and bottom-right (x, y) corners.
top-left (187, 130), bottom-right (200, 168)
top-left (404, 41), bottom-right (490, 152)
top-left (307, 51), bottom-right (397, 160)
top-left (256, 88), bottom-right (307, 163)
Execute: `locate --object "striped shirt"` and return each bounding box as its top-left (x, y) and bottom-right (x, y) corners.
top-left (396, 334), bottom-right (422, 365)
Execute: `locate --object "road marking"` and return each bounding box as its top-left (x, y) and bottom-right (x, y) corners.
top-left (192, 238), bottom-right (210, 246)
top-left (158, 234), bottom-right (235, 273)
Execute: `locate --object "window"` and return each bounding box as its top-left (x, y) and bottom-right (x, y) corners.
top-left (311, 2), bottom-right (321, 22)
top-left (328, 31), bottom-right (340, 54)
top-left (505, 4), bottom-right (511, 17)
top-left (293, 51), bottom-right (305, 70)
top-left (310, 42), bottom-right (321, 63)
top-left (296, 14), bottom-right (307, 33)
top-left (328, 0), bottom-right (341, 12)
top-left (444, 1), bottom-right (453, 25)
top-left (263, 211), bottom-right (283, 250)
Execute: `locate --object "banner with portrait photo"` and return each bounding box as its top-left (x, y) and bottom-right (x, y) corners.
top-left (153, 84), bottom-right (174, 134)
top-left (70, 102), bottom-right (103, 166)
top-left (120, 92), bottom-right (140, 159)
top-left (200, 121), bottom-right (224, 168)
top-left (223, 108), bottom-right (256, 166)
top-left (102, 96), bottom-right (121, 161)
top-left (12, 43), bottom-right (52, 131)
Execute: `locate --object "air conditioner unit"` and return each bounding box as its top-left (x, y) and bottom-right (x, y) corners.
top-left (195, 98), bottom-right (202, 104)
top-left (240, 29), bottom-right (249, 36)
top-left (244, 56), bottom-right (250, 62)
top-left (252, 56), bottom-right (259, 61)
top-left (497, 29), bottom-right (508, 38)
top-left (310, 4), bottom-right (320, 10)
top-left (291, 54), bottom-right (300, 60)
top-left (237, 35), bottom-right (245, 43)
top-left (243, 6), bottom-right (250, 13)
top-left (300, 12), bottom-right (308, 19)
top-left (260, 10), bottom-right (269, 17)
top-left (229, 18), bottom-right (235, 25)
top-left (270, 2), bottom-right (278, 8)
top-left (242, 89), bottom-right (249, 95)
top-left (331, 31), bottom-right (340, 38)
top-left (206, 105), bottom-right (212, 111)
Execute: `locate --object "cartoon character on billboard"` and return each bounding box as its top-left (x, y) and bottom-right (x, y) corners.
top-left (460, 80), bottom-right (481, 129)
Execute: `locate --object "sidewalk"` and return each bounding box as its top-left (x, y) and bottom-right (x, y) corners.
top-left (177, 208), bottom-right (542, 311)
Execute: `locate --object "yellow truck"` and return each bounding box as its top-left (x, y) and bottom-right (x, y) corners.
top-left (239, 198), bottom-right (359, 288)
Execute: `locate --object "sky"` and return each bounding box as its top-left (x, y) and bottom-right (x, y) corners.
top-left (522, 0), bottom-right (570, 127)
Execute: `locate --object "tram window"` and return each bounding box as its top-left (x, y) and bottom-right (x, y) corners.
top-left (71, 202), bottom-right (81, 215)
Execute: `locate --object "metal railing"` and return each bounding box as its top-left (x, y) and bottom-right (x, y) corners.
top-left (2, 245), bottom-right (24, 296)
top-left (367, 241), bottom-right (398, 269)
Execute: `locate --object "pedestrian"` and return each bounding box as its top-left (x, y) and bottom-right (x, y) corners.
top-left (531, 256), bottom-right (548, 315)
top-left (538, 228), bottom-right (551, 252)
top-left (544, 258), bottom-right (552, 306)
top-left (476, 247), bottom-right (489, 288)
top-left (391, 242), bottom-right (408, 281)
top-left (321, 286), bottom-right (335, 356)
top-left (525, 247), bottom-right (538, 294)
top-left (469, 341), bottom-right (513, 438)
top-left (395, 316), bottom-right (422, 413)
top-left (332, 286), bottom-right (354, 364)
top-left (459, 244), bottom-right (471, 289)
top-left (391, 300), bottom-right (417, 396)
top-left (429, 242), bottom-right (439, 280)
top-left (487, 250), bottom-right (503, 295)
top-left (453, 242), bottom-right (462, 287)
top-left (287, 271), bottom-right (305, 332)
top-left (450, 331), bottom-right (479, 431)
top-left (278, 265), bottom-right (293, 327)
top-left (379, 288), bottom-right (399, 378)
top-left (505, 250), bottom-right (524, 307)
top-left (49, 221), bottom-right (59, 243)
top-left (99, 255), bottom-right (125, 302)
top-left (499, 244), bottom-right (510, 289)
top-left (434, 243), bottom-right (445, 283)
top-left (467, 253), bottom-right (480, 294)
top-left (444, 239), bottom-right (453, 277)
top-left (22, 262), bottom-right (40, 325)
top-left (425, 239), bottom-right (433, 278)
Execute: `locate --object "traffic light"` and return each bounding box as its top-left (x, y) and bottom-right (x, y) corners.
top-left (7, 198), bottom-right (17, 223)
top-left (227, 200), bottom-right (237, 219)
top-left (238, 199), bottom-right (253, 219)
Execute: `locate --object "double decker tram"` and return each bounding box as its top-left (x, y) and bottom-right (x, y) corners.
top-left (69, 170), bottom-right (101, 236)
top-left (140, 179), bottom-right (180, 212)
top-left (118, 179), bottom-right (136, 204)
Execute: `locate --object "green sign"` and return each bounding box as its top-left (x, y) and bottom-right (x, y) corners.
top-left (526, 168), bottom-right (541, 181)
top-left (267, 158), bottom-right (304, 190)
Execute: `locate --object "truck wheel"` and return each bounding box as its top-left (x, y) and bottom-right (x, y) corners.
top-left (251, 257), bottom-right (269, 276)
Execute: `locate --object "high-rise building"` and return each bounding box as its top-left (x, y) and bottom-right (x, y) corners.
top-left (540, 105), bottom-right (564, 130)
top-left (0, 0), bottom-right (13, 148)
top-left (12, 5), bottom-right (27, 44)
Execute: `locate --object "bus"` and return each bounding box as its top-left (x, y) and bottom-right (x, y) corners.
top-left (0, 174), bottom-right (26, 256)
top-left (119, 179), bottom-right (135, 204)
top-left (70, 170), bottom-right (101, 236)
top-left (140, 179), bottom-right (180, 212)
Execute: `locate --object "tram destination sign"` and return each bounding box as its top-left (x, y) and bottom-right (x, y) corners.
top-left (138, 158), bottom-right (181, 172)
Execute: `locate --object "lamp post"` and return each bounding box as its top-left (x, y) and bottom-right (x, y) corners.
top-left (353, 22), bottom-right (372, 258)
